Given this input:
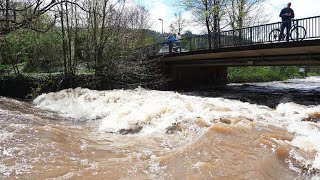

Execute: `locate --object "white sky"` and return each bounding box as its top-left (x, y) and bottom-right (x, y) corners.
top-left (134, 0), bottom-right (320, 34)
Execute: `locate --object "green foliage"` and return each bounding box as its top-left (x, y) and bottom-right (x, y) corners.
top-left (228, 66), bottom-right (301, 83)
top-left (0, 29), bottom-right (63, 73)
top-left (307, 72), bottom-right (320, 76)
top-left (178, 31), bottom-right (198, 51)
top-left (0, 64), bottom-right (6, 70)
top-left (0, 30), bottom-right (31, 64)
top-left (23, 29), bottom-right (63, 73)
top-left (183, 31), bottom-right (194, 38)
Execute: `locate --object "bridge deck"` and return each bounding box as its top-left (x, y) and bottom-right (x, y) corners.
top-left (162, 39), bottom-right (320, 67)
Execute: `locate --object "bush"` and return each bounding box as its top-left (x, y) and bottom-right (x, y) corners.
top-left (228, 66), bottom-right (301, 83)
top-left (23, 30), bottom-right (63, 73)
top-left (0, 29), bottom-right (63, 74)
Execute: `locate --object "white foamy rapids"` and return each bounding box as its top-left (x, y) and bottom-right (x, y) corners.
top-left (34, 87), bottom-right (320, 170)
top-left (243, 76), bottom-right (320, 90)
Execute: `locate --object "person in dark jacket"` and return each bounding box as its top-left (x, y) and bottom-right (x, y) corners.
top-left (279, 2), bottom-right (295, 41)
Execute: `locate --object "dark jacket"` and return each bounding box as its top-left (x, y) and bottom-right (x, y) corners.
top-left (279, 8), bottom-right (295, 21)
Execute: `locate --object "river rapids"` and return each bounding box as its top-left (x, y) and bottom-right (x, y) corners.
top-left (1, 77), bottom-right (320, 179)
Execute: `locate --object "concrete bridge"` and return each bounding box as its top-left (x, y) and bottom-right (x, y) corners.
top-left (148, 16), bottom-right (320, 88)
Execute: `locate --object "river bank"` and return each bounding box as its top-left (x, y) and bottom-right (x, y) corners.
top-left (0, 66), bottom-right (308, 99)
top-left (0, 74), bottom-right (145, 99)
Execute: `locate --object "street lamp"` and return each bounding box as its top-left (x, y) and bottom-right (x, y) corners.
top-left (158, 18), bottom-right (163, 40)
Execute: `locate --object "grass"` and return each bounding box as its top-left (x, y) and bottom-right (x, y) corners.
top-left (228, 66), bottom-right (303, 83)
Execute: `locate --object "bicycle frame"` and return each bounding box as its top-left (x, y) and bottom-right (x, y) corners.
top-left (269, 19), bottom-right (306, 42)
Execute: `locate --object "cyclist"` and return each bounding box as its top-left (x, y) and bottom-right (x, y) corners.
top-left (279, 2), bottom-right (295, 41)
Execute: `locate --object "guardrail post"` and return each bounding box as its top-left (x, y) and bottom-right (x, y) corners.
top-left (296, 19), bottom-right (299, 41)
top-left (239, 29), bottom-right (242, 45)
top-left (250, 27), bottom-right (253, 45)
top-left (213, 32), bottom-right (218, 48)
top-left (232, 30), bottom-right (235, 45)
top-left (211, 33), bottom-right (213, 49)
top-left (218, 31), bottom-right (221, 48)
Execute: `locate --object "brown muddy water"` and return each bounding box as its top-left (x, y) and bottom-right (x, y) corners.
top-left (1, 77), bottom-right (320, 179)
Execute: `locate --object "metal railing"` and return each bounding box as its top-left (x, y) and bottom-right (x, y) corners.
top-left (146, 15), bottom-right (320, 56)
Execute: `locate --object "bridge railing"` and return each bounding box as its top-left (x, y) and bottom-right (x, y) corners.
top-left (149, 15), bottom-right (320, 55)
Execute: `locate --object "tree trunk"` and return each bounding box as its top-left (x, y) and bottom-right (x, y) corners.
top-left (212, 0), bottom-right (221, 48)
top-left (73, 5), bottom-right (79, 75)
top-left (204, 1), bottom-right (212, 49)
top-left (60, 2), bottom-right (68, 76)
top-left (65, 1), bottom-right (73, 74)
top-left (96, 0), bottom-right (108, 75)
top-left (5, 0), bottom-right (10, 33)
top-left (92, 2), bottom-right (98, 76)
top-left (237, 0), bottom-right (244, 29)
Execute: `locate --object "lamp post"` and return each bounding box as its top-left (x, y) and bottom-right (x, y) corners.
top-left (158, 18), bottom-right (163, 40)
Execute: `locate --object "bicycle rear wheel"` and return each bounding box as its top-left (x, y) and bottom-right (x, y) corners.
top-left (269, 29), bottom-right (282, 42)
top-left (290, 26), bottom-right (306, 41)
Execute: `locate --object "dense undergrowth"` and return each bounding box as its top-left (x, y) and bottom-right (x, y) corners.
top-left (227, 66), bottom-right (314, 83)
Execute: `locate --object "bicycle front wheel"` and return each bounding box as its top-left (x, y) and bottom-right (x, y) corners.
top-left (269, 29), bottom-right (281, 42)
top-left (290, 26), bottom-right (306, 41)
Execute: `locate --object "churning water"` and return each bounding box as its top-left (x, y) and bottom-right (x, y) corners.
top-left (1, 77), bottom-right (320, 179)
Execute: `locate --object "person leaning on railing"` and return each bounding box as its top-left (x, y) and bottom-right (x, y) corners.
top-left (279, 2), bottom-right (295, 42)
top-left (167, 32), bottom-right (176, 53)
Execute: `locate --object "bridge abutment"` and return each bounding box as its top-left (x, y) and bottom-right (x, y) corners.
top-left (168, 66), bottom-right (227, 89)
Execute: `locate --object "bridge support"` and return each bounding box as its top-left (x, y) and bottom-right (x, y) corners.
top-left (168, 66), bottom-right (227, 89)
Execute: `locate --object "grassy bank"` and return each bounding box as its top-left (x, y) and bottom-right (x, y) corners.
top-left (228, 66), bottom-right (313, 83)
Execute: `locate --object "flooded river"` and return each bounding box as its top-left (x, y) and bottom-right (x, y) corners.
top-left (1, 77), bottom-right (320, 179)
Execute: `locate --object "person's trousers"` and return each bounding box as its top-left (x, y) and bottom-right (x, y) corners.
top-left (279, 21), bottom-right (292, 41)
top-left (169, 42), bottom-right (173, 53)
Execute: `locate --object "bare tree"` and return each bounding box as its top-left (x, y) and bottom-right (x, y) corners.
top-left (0, 0), bottom-right (165, 88)
top-left (226, 0), bottom-right (267, 30)
top-left (180, 0), bottom-right (227, 49)
top-left (169, 12), bottom-right (186, 34)
top-left (82, 0), bottom-right (126, 75)
top-left (0, 0), bottom-right (83, 36)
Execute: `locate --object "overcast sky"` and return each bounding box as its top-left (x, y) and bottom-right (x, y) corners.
top-left (134, 0), bottom-right (320, 34)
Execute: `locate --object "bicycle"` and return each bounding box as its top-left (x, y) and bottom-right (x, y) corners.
top-left (269, 20), bottom-right (306, 42)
